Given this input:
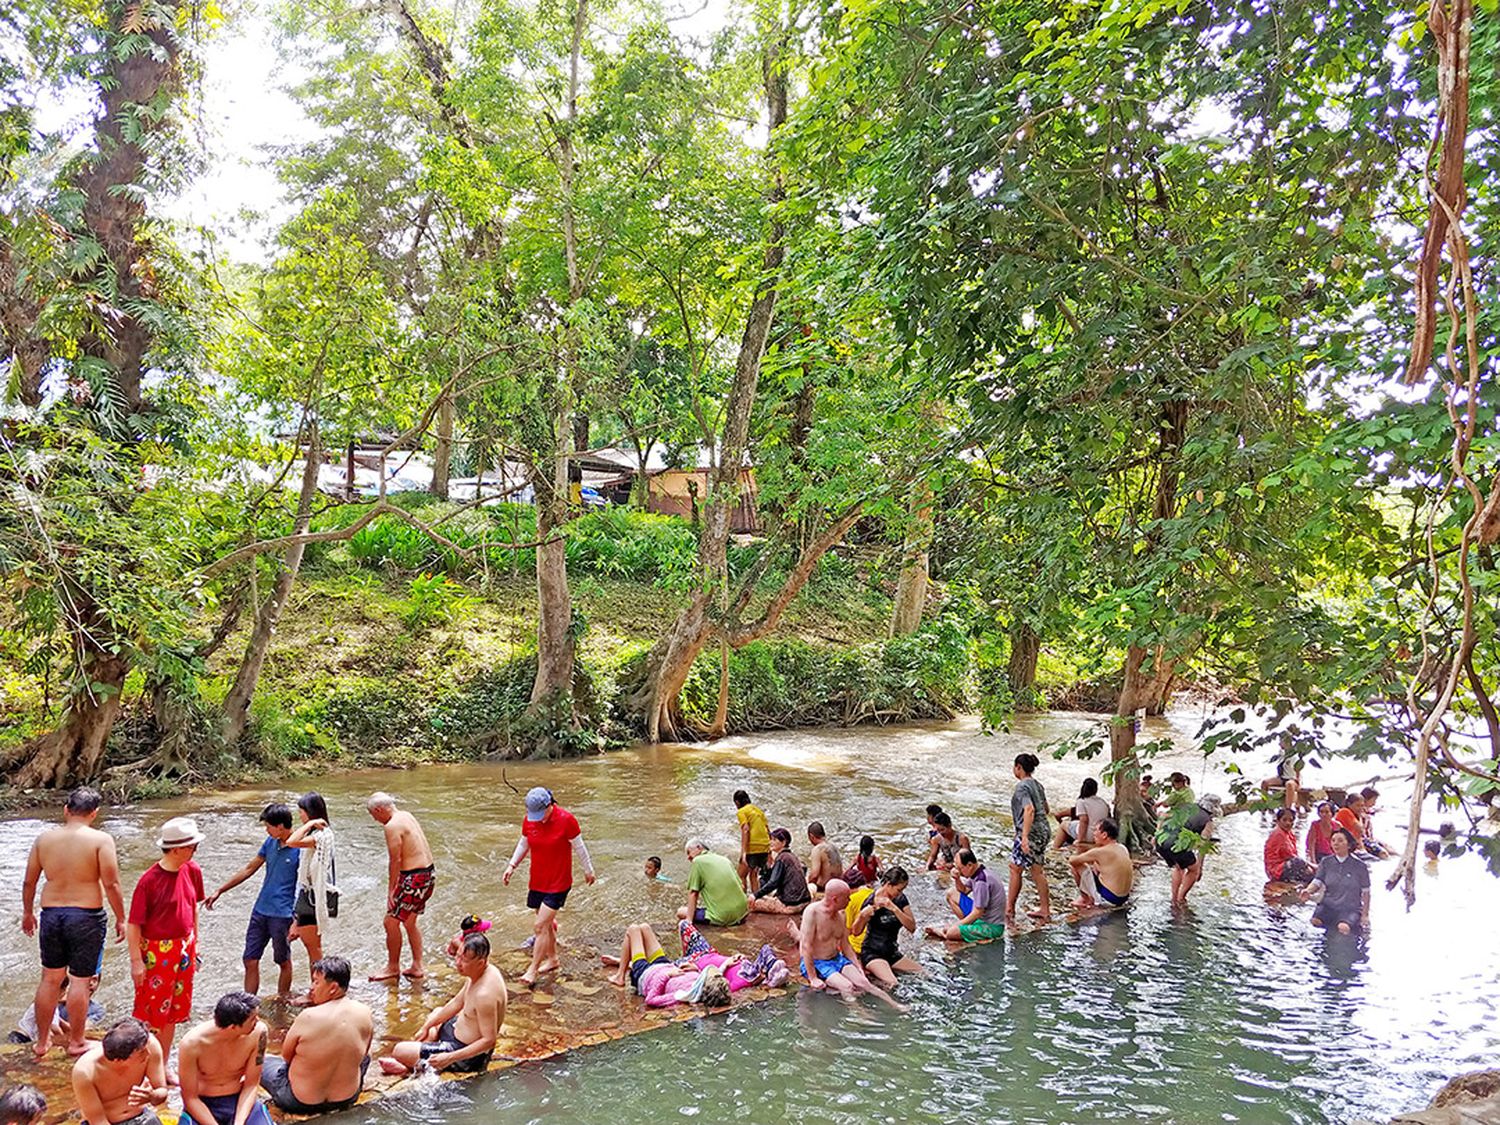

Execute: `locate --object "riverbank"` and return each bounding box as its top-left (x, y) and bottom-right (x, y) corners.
top-left (0, 715), bottom-right (1495, 1124)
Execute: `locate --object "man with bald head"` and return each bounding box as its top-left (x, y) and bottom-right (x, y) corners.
top-left (794, 880), bottom-right (904, 1011)
top-left (366, 793), bottom-right (434, 982)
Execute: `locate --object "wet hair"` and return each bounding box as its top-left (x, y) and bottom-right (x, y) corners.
top-left (102, 1018), bottom-right (151, 1061)
top-left (213, 991), bottom-right (260, 1029)
top-left (769, 827), bottom-right (792, 846)
top-left (1332, 827), bottom-right (1358, 848)
top-left (645, 856), bottom-right (662, 872)
top-left (0, 1085), bottom-right (47, 1125)
top-left (259, 803), bottom-right (293, 830)
top-left (1317, 801), bottom-right (1334, 816)
top-left (699, 968), bottom-right (731, 1008)
top-left (1079, 778), bottom-right (1099, 799)
top-left (933, 811), bottom-right (953, 830)
top-left (1360, 787), bottom-right (1379, 802)
top-left (1096, 818), bottom-right (1119, 841)
top-left (462, 933), bottom-right (491, 960)
top-left (1424, 840), bottom-right (1441, 859)
top-left (1275, 807), bottom-right (1295, 825)
top-left (925, 804), bottom-right (942, 818)
top-left (955, 848), bottom-right (977, 866)
top-left (858, 835), bottom-right (875, 858)
top-left (807, 821), bottom-right (826, 840)
top-left (298, 792), bottom-right (330, 822)
top-left (881, 864), bottom-right (909, 887)
top-left (1014, 753), bottom-right (1040, 775)
top-left (65, 787), bottom-right (102, 816)
top-left (311, 956), bottom-right (351, 991)
top-left (733, 790), bottom-right (750, 808)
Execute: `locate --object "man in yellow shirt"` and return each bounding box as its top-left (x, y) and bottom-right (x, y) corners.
top-left (733, 791), bottom-right (770, 894)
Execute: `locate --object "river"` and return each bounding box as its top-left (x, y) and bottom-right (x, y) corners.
top-left (1, 711), bottom-right (1496, 1124)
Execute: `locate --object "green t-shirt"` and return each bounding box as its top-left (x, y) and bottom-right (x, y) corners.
top-left (687, 851), bottom-right (748, 925)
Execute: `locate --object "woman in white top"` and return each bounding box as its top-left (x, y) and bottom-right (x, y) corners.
top-left (1052, 778), bottom-right (1112, 850)
top-left (286, 791), bottom-right (338, 982)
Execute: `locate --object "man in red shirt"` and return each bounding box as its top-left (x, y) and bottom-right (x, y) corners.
top-left (127, 816), bottom-right (206, 1079)
top-left (503, 788), bottom-right (595, 986)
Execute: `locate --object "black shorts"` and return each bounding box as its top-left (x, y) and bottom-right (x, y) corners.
top-left (745, 852), bottom-right (769, 871)
top-left (527, 888), bottom-right (569, 911)
top-left (419, 1017), bottom-right (492, 1074)
top-left (629, 951), bottom-right (669, 993)
top-left (1312, 905), bottom-right (1364, 933)
top-left (243, 912), bottom-right (292, 964)
top-left (38, 907), bottom-right (107, 977)
top-left (1157, 842), bottom-right (1199, 870)
top-left (859, 944), bottom-right (898, 969)
top-left (260, 1053), bottom-right (369, 1114)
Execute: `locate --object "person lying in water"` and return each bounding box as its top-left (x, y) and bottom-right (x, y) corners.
top-left (259, 957), bottom-right (373, 1115)
top-left (750, 828), bottom-right (812, 914)
top-left (790, 880), bottom-right (905, 1011)
top-left (379, 934), bottom-right (505, 1077)
top-left (1066, 818), bottom-right (1134, 910)
top-left (604, 920), bottom-right (788, 1003)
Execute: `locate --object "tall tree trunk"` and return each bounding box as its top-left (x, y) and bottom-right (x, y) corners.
top-left (1007, 621), bottom-right (1041, 698)
top-left (430, 390), bottom-right (453, 500)
top-left (221, 427), bottom-right (323, 746)
top-left (1108, 645), bottom-right (1152, 850)
top-left (888, 481), bottom-right (933, 636)
top-left (634, 18), bottom-right (789, 742)
top-left (1141, 644), bottom-right (1178, 716)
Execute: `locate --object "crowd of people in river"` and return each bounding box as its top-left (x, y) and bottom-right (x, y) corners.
top-left (2, 752), bottom-right (1405, 1125)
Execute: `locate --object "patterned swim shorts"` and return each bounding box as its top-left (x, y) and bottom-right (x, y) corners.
top-left (388, 865), bottom-right (436, 920)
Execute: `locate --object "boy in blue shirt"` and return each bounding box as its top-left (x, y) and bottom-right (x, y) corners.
top-left (206, 803), bottom-right (302, 995)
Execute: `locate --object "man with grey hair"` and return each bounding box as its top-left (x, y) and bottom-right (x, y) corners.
top-left (676, 841), bottom-right (747, 927)
top-left (365, 794), bottom-right (434, 982)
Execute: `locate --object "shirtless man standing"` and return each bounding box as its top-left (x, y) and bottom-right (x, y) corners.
top-left (794, 880), bottom-right (903, 1011)
top-left (177, 992), bottom-right (272, 1125)
top-left (805, 823), bottom-right (844, 893)
top-left (260, 956), bottom-right (373, 1114)
top-left (379, 933), bottom-right (505, 1076)
top-left (366, 793), bottom-right (435, 982)
top-left (21, 787), bottom-right (125, 1057)
top-left (71, 1018), bottom-right (168, 1125)
top-left (1067, 819), bottom-right (1135, 911)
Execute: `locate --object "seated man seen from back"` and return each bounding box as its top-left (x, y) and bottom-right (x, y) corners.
top-left (259, 957), bottom-right (373, 1114)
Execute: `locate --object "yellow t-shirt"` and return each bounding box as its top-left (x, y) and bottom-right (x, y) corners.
top-left (845, 886), bottom-right (875, 954)
top-left (737, 804), bottom-right (770, 853)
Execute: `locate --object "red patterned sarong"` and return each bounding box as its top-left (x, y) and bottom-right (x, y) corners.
top-left (132, 934), bottom-right (196, 1027)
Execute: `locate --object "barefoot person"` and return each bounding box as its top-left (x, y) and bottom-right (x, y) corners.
top-left (503, 788), bottom-right (595, 986)
top-left (733, 790), bottom-right (771, 893)
top-left (177, 992), bottom-right (272, 1125)
top-left (21, 786), bottom-right (125, 1058)
top-left (604, 920), bottom-right (787, 1005)
top-left (71, 1018), bottom-right (168, 1125)
top-left (1007, 754), bottom-right (1052, 922)
top-left (205, 804), bottom-right (301, 997)
top-left (1067, 819), bottom-right (1134, 909)
top-left (127, 817), bottom-right (206, 1078)
top-left (1156, 795), bottom-right (1219, 907)
top-left (925, 850), bottom-right (1006, 943)
top-left (260, 957), bottom-right (373, 1114)
top-left (379, 933), bottom-right (505, 1076)
top-left (367, 793), bottom-right (436, 982)
top-left (749, 828), bottom-right (811, 914)
top-left (677, 841), bottom-right (748, 927)
top-left (284, 794), bottom-right (337, 986)
top-left (795, 880), bottom-right (904, 1011)
top-left (805, 823), bottom-right (844, 893)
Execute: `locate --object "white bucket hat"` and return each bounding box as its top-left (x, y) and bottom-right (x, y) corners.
top-left (156, 816), bottom-right (206, 849)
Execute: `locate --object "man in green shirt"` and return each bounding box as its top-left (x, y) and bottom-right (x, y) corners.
top-left (676, 842), bottom-right (748, 927)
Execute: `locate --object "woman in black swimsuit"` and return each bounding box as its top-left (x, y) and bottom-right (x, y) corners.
top-left (850, 867), bottom-right (924, 988)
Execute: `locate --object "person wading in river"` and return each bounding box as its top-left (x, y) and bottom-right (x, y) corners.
top-left (176, 992), bottom-right (272, 1125)
top-left (127, 817), bottom-right (206, 1081)
top-left (21, 786), bottom-right (125, 1058)
top-left (504, 788), bottom-right (595, 986)
top-left (366, 793), bottom-right (436, 982)
top-left (379, 933), bottom-right (505, 1076)
top-left (71, 1018), bottom-right (168, 1125)
top-left (793, 880), bottom-right (904, 1011)
top-left (204, 804), bottom-right (300, 997)
top-left (1007, 754), bottom-right (1053, 923)
top-left (260, 957), bottom-right (373, 1115)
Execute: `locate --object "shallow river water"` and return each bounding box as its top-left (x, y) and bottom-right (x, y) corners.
top-left (2, 711), bottom-right (1496, 1124)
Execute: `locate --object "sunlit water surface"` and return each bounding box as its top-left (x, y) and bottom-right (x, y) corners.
top-left (1, 711), bottom-right (1495, 1124)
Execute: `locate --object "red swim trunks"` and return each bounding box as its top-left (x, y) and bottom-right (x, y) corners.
top-left (388, 865), bottom-right (436, 921)
top-left (133, 935), bottom-right (196, 1027)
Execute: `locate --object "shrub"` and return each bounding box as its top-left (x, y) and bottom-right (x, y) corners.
top-left (402, 573), bottom-right (472, 629)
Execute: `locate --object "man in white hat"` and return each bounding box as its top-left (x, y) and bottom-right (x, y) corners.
top-left (126, 816), bottom-right (206, 1080)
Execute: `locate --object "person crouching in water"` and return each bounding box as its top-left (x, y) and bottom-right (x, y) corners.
top-left (1067, 819), bottom-right (1135, 909)
top-left (1264, 808), bottom-right (1314, 885)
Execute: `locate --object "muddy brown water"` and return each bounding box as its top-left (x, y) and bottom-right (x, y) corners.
top-left (1, 712), bottom-right (1497, 1123)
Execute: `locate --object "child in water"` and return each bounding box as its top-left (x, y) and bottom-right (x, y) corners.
top-left (445, 914), bottom-right (491, 958)
top-left (645, 856), bottom-right (672, 883)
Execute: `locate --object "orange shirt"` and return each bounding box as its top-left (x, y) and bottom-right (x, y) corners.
top-left (1334, 808), bottom-right (1362, 837)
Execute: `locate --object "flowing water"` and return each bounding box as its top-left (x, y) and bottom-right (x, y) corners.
top-left (1, 711), bottom-right (1496, 1124)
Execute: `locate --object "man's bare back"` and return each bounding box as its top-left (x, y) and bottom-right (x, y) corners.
top-left (73, 1037), bottom-right (165, 1125)
top-left (385, 812), bottom-right (433, 871)
top-left (1087, 841), bottom-right (1135, 898)
top-left (283, 997), bottom-right (373, 1104)
top-left (32, 823), bottom-right (118, 909)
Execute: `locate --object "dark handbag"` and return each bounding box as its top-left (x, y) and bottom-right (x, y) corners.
top-left (296, 851), bottom-right (339, 918)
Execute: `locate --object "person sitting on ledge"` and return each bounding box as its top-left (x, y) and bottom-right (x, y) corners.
top-left (793, 880), bottom-right (905, 1012)
top-left (177, 991), bottom-right (272, 1125)
top-left (805, 823), bottom-right (844, 893)
top-left (1067, 818), bottom-right (1135, 909)
top-left (924, 850), bottom-right (1006, 943)
top-left (0, 1085), bottom-right (47, 1125)
top-left (71, 1018), bottom-right (167, 1125)
top-left (379, 934), bottom-right (505, 1077)
top-left (260, 957), bottom-right (373, 1115)
top-left (750, 828), bottom-right (812, 914)
top-left (677, 842), bottom-right (748, 927)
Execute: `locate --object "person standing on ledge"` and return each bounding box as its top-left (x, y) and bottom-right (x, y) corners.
top-left (127, 817), bottom-right (206, 1081)
top-left (367, 793), bottom-right (435, 982)
top-left (21, 786), bottom-right (125, 1058)
top-left (504, 788), bottom-right (595, 986)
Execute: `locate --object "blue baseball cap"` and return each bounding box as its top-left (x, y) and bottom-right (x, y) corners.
top-left (525, 787), bottom-right (554, 820)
